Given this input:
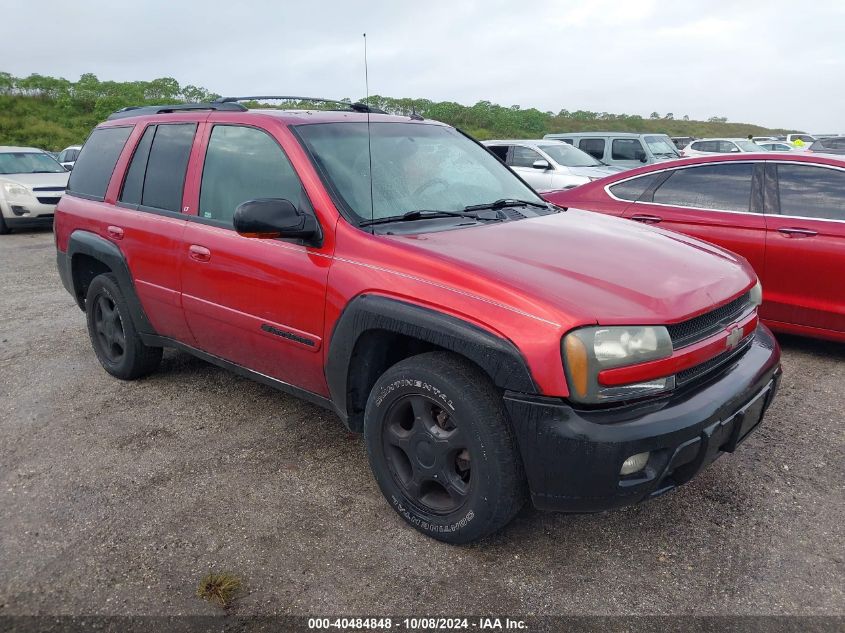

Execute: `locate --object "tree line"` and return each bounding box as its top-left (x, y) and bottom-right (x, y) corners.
top-left (0, 72), bottom-right (794, 150)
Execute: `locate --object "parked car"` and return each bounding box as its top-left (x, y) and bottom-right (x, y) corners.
top-left (57, 145), bottom-right (82, 170)
top-left (543, 152), bottom-right (845, 342)
top-left (807, 137), bottom-right (845, 155)
top-left (681, 138), bottom-right (765, 156)
top-left (786, 134), bottom-right (815, 145)
top-left (483, 139), bottom-right (623, 192)
top-left (0, 146), bottom-right (69, 234)
top-left (542, 132), bottom-right (681, 169)
top-left (55, 99), bottom-right (781, 543)
top-left (757, 141), bottom-right (799, 152)
top-left (671, 136), bottom-right (696, 150)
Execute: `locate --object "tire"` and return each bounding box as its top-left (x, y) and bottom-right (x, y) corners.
top-left (0, 212), bottom-right (10, 235)
top-left (85, 273), bottom-right (162, 380)
top-left (364, 352), bottom-right (526, 544)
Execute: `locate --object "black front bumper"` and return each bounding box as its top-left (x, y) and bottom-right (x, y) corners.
top-left (6, 214), bottom-right (54, 229)
top-left (505, 324), bottom-right (782, 512)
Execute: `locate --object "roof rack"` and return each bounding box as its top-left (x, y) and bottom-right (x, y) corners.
top-left (212, 95), bottom-right (386, 114)
top-left (107, 102), bottom-right (247, 120)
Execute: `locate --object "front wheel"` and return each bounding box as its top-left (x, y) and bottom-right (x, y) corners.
top-left (364, 352), bottom-right (526, 544)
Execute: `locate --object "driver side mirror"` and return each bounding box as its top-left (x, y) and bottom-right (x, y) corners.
top-left (635, 150), bottom-right (647, 162)
top-left (234, 198), bottom-right (319, 240)
top-left (64, 165), bottom-right (73, 172)
top-left (532, 159), bottom-right (551, 170)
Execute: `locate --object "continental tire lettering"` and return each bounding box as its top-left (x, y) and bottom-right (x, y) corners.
top-left (391, 494), bottom-right (475, 533)
top-left (375, 378), bottom-right (455, 410)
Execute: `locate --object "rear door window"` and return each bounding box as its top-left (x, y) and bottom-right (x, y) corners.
top-left (776, 164), bottom-right (845, 220)
top-left (578, 138), bottom-right (605, 160)
top-left (652, 163), bottom-right (754, 212)
top-left (139, 124), bottom-right (197, 212)
top-left (119, 125), bottom-right (156, 206)
top-left (67, 126), bottom-right (133, 200)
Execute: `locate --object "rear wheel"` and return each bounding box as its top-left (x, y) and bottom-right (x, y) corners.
top-left (364, 352), bottom-right (526, 544)
top-left (85, 273), bottom-right (162, 379)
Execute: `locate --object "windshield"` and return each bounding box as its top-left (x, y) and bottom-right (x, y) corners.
top-left (538, 143), bottom-right (602, 167)
top-left (737, 141), bottom-right (764, 152)
top-left (0, 152), bottom-right (66, 175)
top-left (644, 135), bottom-right (679, 157)
top-left (295, 122), bottom-right (543, 222)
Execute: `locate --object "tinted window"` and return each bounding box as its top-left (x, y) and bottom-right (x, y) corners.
top-left (718, 141), bottom-right (740, 153)
top-left (579, 138), bottom-right (605, 160)
top-left (608, 173), bottom-right (660, 201)
top-left (67, 149), bottom-right (80, 162)
top-left (200, 125), bottom-right (304, 225)
top-left (67, 126), bottom-right (133, 199)
top-left (612, 139), bottom-right (645, 161)
top-left (560, 138), bottom-right (574, 145)
top-left (510, 146), bottom-right (543, 168)
top-left (487, 145), bottom-right (509, 162)
top-left (119, 126), bottom-right (156, 206)
top-left (653, 163), bottom-right (754, 212)
top-left (139, 124), bottom-right (196, 211)
top-left (777, 164), bottom-right (845, 221)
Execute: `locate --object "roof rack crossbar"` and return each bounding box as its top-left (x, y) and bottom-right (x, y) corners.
top-left (107, 102), bottom-right (247, 120)
top-left (212, 95), bottom-right (386, 114)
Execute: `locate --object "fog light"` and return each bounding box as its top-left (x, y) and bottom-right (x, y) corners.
top-left (620, 451), bottom-right (650, 476)
top-left (11, 205), bottom-right (29, 216)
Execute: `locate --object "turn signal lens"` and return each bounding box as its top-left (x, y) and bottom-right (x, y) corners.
top-left (564, 334), bottom-right (589, 399)
top-left (749, 280), bottom-right (763, 307)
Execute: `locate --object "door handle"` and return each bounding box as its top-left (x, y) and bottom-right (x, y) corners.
top-left (106, 225), bottom-right (124, 240)
top-left (188, 244), bottom-right (211, 262)
top-left (777, 227), bottom-right (818, 238)
top-left (630, 214), bottom-right (663, 224)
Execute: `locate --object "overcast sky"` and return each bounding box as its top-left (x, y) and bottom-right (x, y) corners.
top-left (4, 0), bottom-right (844, 131)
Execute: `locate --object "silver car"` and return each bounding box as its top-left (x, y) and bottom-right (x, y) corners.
top-left (483, 139), bottom-right (623, 192)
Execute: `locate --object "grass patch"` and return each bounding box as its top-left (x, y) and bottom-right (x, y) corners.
top-left (197, 572), bottom-right (242, 608)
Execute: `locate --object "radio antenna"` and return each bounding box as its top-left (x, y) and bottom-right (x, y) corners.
top-left (364, 32), bottom-right (375, 232)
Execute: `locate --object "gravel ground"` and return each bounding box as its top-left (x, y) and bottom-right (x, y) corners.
top-left (0, 229), bottom-right (843, 617)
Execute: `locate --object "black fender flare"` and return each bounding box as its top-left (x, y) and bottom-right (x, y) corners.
top-left (326, 294), bottom-right (537, 429)
top-left (65, 230), bottom-right (157, 336)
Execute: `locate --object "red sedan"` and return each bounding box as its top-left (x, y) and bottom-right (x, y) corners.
top-left (543, 152), bottom-right (845, 343)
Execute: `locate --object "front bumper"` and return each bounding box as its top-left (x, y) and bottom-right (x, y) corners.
top-left (1, 198), bottom-right (57, 229)
top-left (505, 324), bottom-right (781, 512)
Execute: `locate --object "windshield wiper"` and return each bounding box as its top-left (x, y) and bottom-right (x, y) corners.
top-left (463, 198), bottom-right (548, 212)
top-left (359, 209), bottom-right (500, 228)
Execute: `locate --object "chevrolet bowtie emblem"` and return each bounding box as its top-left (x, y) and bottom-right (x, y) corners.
top-left (725, 327), bottom-right (743, 350)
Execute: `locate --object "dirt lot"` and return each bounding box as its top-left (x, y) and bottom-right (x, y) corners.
top-left (0, 229), bottom-right (843, 617)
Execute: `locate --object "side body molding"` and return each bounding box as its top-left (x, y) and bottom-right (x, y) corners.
top-left (326, 294), bottom-right (537, 430)
top-left (62, 230), bottom-right (157, 336)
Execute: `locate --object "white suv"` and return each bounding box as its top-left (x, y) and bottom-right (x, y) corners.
top-left (681, 138), bottom-right (764, 157)
top-left (483, 139), bottom-right (622, 192)
top-left (0, 147), bottom-right (69, 234)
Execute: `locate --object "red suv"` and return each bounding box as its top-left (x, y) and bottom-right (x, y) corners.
top-left (544, 152), bottom-right (845, 343)
top-left (55, 99), bottom-right (781, 543)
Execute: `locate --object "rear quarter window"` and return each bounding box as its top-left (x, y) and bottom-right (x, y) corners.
top-left (67, 126), bottom-right (133, 200)
top-left (608, 173), bottom-right (660, 201)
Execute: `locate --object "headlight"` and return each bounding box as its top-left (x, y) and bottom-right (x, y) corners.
top-left (2, 182), bottom-right (31, 199)
top-left (563, 326), bottom-right (673, 404)
top-left (749, 280), bottom-right (763, 307)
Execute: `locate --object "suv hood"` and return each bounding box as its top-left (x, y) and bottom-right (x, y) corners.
top-left (390, 209), bottom-right (754, 327)
top-left (0, 172), bottom-right (69, 189)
